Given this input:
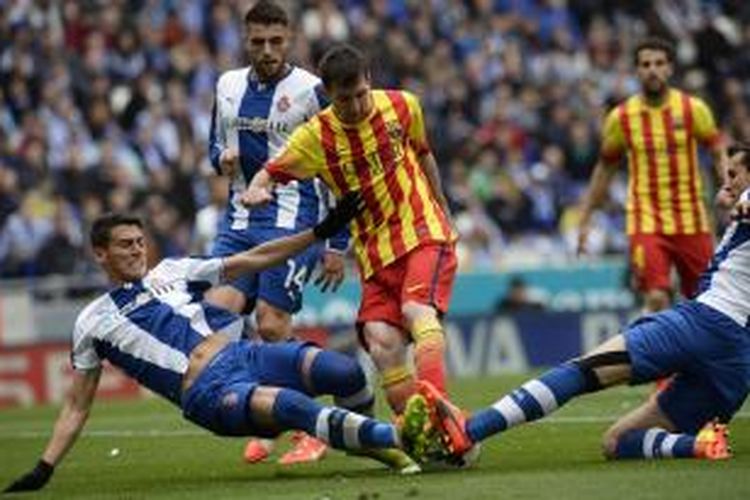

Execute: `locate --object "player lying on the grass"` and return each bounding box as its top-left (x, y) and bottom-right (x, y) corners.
top-left (3, 194), bottom-right (431, 494)
top-left (413, 144), bottom-right (750, 463)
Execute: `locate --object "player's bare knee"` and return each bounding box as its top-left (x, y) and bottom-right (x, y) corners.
top-left (249, 386), bottom-right (281, 427)
top-left (205, 286), bottom-right (246, 315)
top-left (601, 425), bottom-right (623, 459)
top-left (401, 301), bottom-right (435, 328)
top-left (256, 303), bottom-right (292, 342)
top-left (364, 324), bottom-right (405, 358)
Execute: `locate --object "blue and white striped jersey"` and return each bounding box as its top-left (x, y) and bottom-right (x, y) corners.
top-left (209, 65), bottom-right (346, 249)
top-left (71, 257), bottom-right (243, 405)
top-left (697, 188), bottom-right (750, 328)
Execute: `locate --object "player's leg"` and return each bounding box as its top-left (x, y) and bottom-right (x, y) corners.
top-left (601, 380), bottom-right (730, 460)
top-left (250, 385), bottom-right (424, 473)
top-left (671, 233), bottom-right (713, 299)
top-left (250, 340), bottom-right (378, 463)
top-left (183, 342), bottom-right (419, 454)
top-left (455, 308), bottom-right (689, 450)
top-left (297, 346), bottom-right (375, 414)
top-left (630, 233), bottom-right (672, 313)
top-left (255, 300), bottom-right (293, 341)
top-left (443, 335), bottom-right (631, 452)
top-left (362, 321), bottom-right (414, 414)
top-left (358, 269), bottom-right (416, 414)
top-left (605, 301), bottom-right (750, 461)
top-left (605, 301), bottom-right (747, 460)
top-left (246, 386), bottom-right (403, 450)
top-left (400, 243), bottom-right (457, 397)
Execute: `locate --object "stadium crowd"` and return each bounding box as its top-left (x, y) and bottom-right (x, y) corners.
top-left (1, 0), bottom-right (749, 278)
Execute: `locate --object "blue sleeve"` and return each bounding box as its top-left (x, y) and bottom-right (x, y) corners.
top-left (326, 226), bottom-right (350, 253)
top-left (313, 83), bottom-right (330, 109)
top-left (208, 96), bottom-right (223, 174)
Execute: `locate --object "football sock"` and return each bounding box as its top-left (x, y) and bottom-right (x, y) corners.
top-left (466, 362), bottom-right (587, 442)
top-left (614, 429), bottom-right (696, 459)
top-left (381, 365), bottom-right (415, 414)
top-left (411, 316), bottom-right (447, 395)
top-left (309, 350), bottom-right (375, 414)
top-left (271, 389), bottom-right (398, 450)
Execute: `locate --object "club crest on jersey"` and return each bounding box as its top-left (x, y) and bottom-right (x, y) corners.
top-left (276, 95), bottom-right (291, 113)
top-left (386, 121), bottom-right (402, 141)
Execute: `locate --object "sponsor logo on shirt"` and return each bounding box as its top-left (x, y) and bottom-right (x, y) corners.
top-left (232, 116), bottom-right (290, 134)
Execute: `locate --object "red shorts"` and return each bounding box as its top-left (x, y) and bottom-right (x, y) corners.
top-left (357, 243), bottom-right (457, 328)
top-left (629, 232), bottom-right (713, 298)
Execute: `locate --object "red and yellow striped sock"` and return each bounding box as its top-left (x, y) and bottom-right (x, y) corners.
top-left (380, 365), bottom-right (415, 415)
top-left (411, 316), bottom-right (447, 395)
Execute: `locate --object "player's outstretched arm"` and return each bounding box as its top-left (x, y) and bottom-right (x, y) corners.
top-left (224, 192), bottom-right (363, 281)
top-left (4, 368), bottom-right (101, 493)
top-left (242, 147), bottom-right (311, 207)
top-left (576, 160), bottom-right (618, 255)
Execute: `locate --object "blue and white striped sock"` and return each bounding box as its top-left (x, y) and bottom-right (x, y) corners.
top-left (314, 407), bottom-right (398, 450)
top-left (615, 429), bottom-right (696, 459)
top-left (466, 362), bottom-right (587, 442)
top-left (272, 389), bottom-right (397, 450)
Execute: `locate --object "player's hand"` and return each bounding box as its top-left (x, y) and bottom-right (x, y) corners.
top-left (313, 192), bottom-right (364, 240)
top-left (315, 251), bottom-right (346, 293)
top-left (219, 148), bottom-right (240, 177)
top-left (731, 200), bottom-right (750, 222)
top-left (3, 460), bottom-right (54, 493)
top-left (715, 185), bottom-right (737, 210)
top-left (576, 216), bottom-right (592, 256)
top-left (241, 186), bottom-right (273, 207)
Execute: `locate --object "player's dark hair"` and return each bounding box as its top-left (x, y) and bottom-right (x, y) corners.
top-left (728, 143), bottom-right (750, 171)
top-left (244, 0), bottom-right (288, 26)
top-left (633, 36), bottom-right (675, 65)
top-left (318, 44), bottom-right (369, 90)
top-left (90, 213), bottom-right (143, 248)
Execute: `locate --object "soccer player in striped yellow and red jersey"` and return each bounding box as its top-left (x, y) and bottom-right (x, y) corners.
top-left (578, 36), bottom-right (728, 313)
top-left (243, 44), bottom-right (457, 416)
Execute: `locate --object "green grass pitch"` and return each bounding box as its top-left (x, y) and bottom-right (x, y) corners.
top-left (1, 375), bottom-right (748, 499)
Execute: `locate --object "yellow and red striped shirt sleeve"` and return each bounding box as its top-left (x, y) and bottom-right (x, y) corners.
top-left (266, 120), bottom-right (324, 182)
top-left (404, 92), bottom-right (431, 157)
top-left (690, 96), bottom-right (721, 148)
top-left (600, 107), bottom-right (627, 164)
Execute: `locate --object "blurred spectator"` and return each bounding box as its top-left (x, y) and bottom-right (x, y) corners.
top-left (0, 0), bottom-right (747, 280)
top-left (191, 175), bottom-right (228, 255)
top-left (35, 197), bottom-right (84, 276)
top-left (494, 276), bottom-right (545, 313)
top-left (0, 190), bottom-right (53, 277)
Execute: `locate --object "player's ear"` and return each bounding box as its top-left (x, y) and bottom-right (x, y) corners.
top-left (92, 245), bottom-right (108, 266)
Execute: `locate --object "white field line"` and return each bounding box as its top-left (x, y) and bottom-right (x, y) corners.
top-left (0, 413), bottom-right (748, 439)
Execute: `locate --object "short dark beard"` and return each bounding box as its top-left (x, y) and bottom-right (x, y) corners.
top-left (642, 84), bottom-right (667, 105)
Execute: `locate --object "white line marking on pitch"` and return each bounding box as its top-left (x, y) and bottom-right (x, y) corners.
top-left (0, 413), bottom-right (748, 439)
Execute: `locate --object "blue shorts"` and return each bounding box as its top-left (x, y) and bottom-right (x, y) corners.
top-left (211, 225), bottom-right (323, 314)
top-left (181, 340), bottom-right (314, 437)
top-left (626, 301), bottom-right (750, 433)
